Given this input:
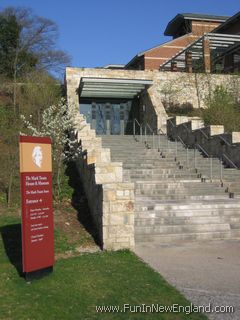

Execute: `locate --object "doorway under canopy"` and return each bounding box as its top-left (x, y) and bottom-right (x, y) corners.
top-left (79, 77), bottom-right (152, 135)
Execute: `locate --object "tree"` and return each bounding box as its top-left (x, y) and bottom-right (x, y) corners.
top-left (203, 85), bottom-right (240, 132)
top-left (21, 99), bottom-right (83, 201)
top-left (0, 6), bottom-right (71, 112)
top-left (0, 104), bottom-right (21, 206)
top-left (18, 70), bottom-right (62, 127)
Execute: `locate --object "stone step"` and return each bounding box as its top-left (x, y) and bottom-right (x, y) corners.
top-left (230, 222), bottom-right (240, 229)
top-left (135, 199), bottom-right (240, 212)
top-left (125, 168), bottom-right (188, 174)
top-left (135, 181), bottom-right (222, 189)
top-left (123, 164), bottom-right (176, 169)
top-left (124, 169), bottom-right (195, 176)
top-left (107, 148), bottom-right (152, 152)
top-left (134, 230), bottom-right (240, 243)
top-left (124, 172), bottom-right (197, 178)
top-left (135, 215), bottom-right (240, 226)
top-left (122, 161), bottom-right (180, 166)
top-left (135, 223), bottom-right (231, 235)
top-left (135, 208), bottom-right (240, 218)
top-left (135, 194), bottom-right (229, 201)
top-left (135, 188), bottom-right (226, 196)
top-left (126, 174), bottom-right (199, 180)
top-left (119, 159), bottom-right (171, 164)
top-left (134, 179), bottom-right (203, 185)
top-left (102, 135), bottom-right (240, 245)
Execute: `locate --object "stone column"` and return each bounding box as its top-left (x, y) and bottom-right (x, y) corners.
top-left (185, 51), bottom-right (193, 73)
top-left (203, 37), bottom-right (211, 73)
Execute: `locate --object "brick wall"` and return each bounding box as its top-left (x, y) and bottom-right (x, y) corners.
top-left (191, 20), bottom-right (221, 35)
top-left (141, 34), bottom-right (199, 70)
top-left (127, 20), bottom-right (223, 71)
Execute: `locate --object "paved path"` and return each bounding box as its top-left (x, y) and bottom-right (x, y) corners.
top-left (135, 240), bottom-right (240, 320)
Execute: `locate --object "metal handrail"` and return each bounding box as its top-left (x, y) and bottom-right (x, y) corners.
top-left (177, 135), bottom-right (187, 148)
top-left (195, 144), bottom-right (214, 181)
top-left (158, 128), bottom-right (167, 136)
top-left (167, 119), bottom-right (239, 184)
top-left (199, 128), bottom-right (209, 139)
top-left (222, 153), bottom-right (238, 169)
top-left (219, 135), bottom-right (231, 147)
top-left (145, 122), bottom-right (154, 133)
top-left (133, 118), bottom-right (142, 142)
top-left (182, 123), bottom-right (191, 132)
top-left (195, 143), bottom-right (210, 158)
top-left (176, 135), bottom-right (189, 168)
top-left (157, 128), bottom-right (168, 152)
top-left (144, 122), bottom-right (155, 148)
top-left (168, 118), bottom-right (175, 127)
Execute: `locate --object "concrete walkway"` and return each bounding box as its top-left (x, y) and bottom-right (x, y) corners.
top-left (135, 240), bottom-right (240, 320)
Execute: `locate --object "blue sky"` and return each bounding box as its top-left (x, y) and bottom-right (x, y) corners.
top-left (0, 0), bottom-right (239, 68)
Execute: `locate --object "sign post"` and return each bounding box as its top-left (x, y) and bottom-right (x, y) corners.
top-left (20, 136), bottom-right (54, 280)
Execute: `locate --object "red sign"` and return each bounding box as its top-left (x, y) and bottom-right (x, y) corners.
top-left (20, 136), bottom-right (54, 273)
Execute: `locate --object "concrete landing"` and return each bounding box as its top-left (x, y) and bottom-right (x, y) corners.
top-left (135, 240), bottom-right (240, 320)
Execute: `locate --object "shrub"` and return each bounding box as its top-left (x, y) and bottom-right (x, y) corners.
top-left (166, 102), bottom-right (194, 116)
top-left (203, 85), bottom-right (240, 132)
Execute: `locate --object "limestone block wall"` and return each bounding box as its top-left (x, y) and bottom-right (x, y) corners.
top-left (140, 83), bottom-right (168, 133)
top-left (155, 72), bottom-right (240, 110)
top-left (73, 113), bottom-right (135, 250)
top-left (167, 116), bottom-right (240, 167)
top-left (65, 67), bottom-right (167, 133)
top-left (65, 67), bottom-right (240, 133)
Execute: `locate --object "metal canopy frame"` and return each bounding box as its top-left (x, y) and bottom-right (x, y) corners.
top-left (79, 77), bottom-right (153, 99)
top-left (160, 32), bottom-right (240, 71)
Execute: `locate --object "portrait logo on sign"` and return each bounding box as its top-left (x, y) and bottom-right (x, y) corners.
top-left (32, 146), bottom-right (43, 168)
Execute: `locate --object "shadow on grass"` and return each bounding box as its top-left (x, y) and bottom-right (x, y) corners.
top-left (0, 223), bottom-right (23, 277)
top-left (65, 161), bottom-right (101, 248)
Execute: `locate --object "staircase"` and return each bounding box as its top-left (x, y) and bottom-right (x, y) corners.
top-left (101, 135), bottom-right (240, 244)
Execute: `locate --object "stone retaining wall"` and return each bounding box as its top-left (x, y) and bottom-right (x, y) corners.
top-left (66, 67), bottom-right (240, 133)
top-left (167, 116), bottom-right (240, 167)
top-left (74, 113), bottom-right (135, 250)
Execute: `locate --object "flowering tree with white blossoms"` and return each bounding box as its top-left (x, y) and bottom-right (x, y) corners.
top-left (21, 98), bottom-right (82, 200)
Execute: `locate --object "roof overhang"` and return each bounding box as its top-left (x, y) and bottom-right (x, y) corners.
top-left (164, 13), bottom-right (229, 36)
top-left (79, 77), bottom-right (153, 99)
top-left (160, 32), bottom-right (240, 71)
top-left (213, 11), bottom-right (240, 33)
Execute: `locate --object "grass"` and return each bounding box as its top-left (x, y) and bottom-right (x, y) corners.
top-left (0, 214), bottom-right (207, 320)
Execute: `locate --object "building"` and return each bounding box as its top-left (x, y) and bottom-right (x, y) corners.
top-left (65, 12), bottom-right (240, 250)
top-left (125, 13), bottom-right (229, 71)
top-left (161, 12), bottom-right (240, 73)
top-left (66, 11), bottom-right (240, 140)
top-left (213, 11), bottom-right (240, 72)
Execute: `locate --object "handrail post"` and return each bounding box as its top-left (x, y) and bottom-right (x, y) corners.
top-left (210, 156), bottom-right (213, 182)
top-left (186, 147), bottom-right (189, 168)
top-left (140, 125), bottom-right (142, 143)
top-left (194, 147), bottom-right (197, 169)
top-left (220, 158), bottom-right (223, 182)
top-left (175, 139), bottom-right (177, 161)
top-left (144, 125), bottom-right (146, 145)
top-left (133, 120), bottom-right (135, 138)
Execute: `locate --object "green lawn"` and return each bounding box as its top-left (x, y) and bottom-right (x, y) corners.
top-left (0, 215), bottom-right (207, 320)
